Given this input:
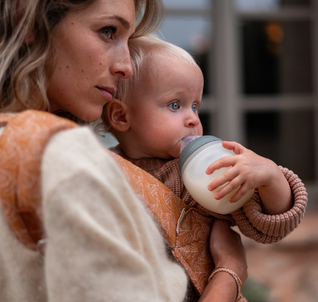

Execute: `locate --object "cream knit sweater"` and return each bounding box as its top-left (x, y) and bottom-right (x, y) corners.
top-left (0, 127), bottom-right (188, 302)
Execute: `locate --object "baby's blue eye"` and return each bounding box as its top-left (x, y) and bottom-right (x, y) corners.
top-left (169, 102), bottom-right (180, 110)
top-left (192, 104), bottom-right (198, 112)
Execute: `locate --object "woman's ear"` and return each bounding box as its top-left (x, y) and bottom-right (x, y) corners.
top-left (107, 98), bottom-right (130, 132)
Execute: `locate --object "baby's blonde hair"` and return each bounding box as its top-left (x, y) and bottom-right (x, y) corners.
top-left (101, 34), bottom-right (198, 132)
top-left (117, 34), bottom-right (197, 104)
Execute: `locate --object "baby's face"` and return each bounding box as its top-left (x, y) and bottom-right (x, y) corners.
top-left (126, 55), bottom-right (204, 159)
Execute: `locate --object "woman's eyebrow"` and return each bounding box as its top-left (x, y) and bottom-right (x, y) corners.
top-left (108, 15), bottom-right (131, 29)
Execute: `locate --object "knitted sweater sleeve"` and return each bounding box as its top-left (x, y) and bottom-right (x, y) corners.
top-left (232, 166), bottom-right (308, 244)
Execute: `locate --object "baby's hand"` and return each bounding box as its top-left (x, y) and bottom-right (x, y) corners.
top-left (206, 141), bottom-right (278, 203)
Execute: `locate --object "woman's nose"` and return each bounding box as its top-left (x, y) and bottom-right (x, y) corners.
top-left (110, 45), bottom-right (133, 79)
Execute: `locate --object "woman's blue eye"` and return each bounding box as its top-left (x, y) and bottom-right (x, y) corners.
top-left (192, 104), bottom-right (198, 112)
top-left (101, 26), bottom-right (117, 39)
top-left (169, 102), bottom-right (180, 110)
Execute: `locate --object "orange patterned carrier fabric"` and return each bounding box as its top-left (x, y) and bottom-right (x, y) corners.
top-left (0, 110), bottom-right (245, 299)
top-left (0, 110), bottom-right (78, 250)
top-left (111, 153), bottom-right (215, 294)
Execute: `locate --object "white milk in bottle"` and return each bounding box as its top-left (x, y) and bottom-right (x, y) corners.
top-left (178, 135), bottom-right (253, 214)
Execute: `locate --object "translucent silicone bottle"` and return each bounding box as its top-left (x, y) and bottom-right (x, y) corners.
top-left (179, 135), bottom-right (253, 214)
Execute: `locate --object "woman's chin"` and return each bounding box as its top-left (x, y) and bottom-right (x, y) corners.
top-left (52, 110), bottom-right (99, 124)
top-left (73, 108), bottom-right (103, 123)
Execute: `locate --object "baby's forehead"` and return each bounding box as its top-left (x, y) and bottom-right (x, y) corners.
top-left (144, 51), bottom-right (197, 74)
top-left (138, 54), bottom-right (202, 91)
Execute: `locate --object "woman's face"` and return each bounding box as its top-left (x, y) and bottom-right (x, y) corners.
top-left (47, 0), bottom-right (136, 122)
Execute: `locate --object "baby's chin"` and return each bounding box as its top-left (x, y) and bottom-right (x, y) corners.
top-left (154, 145), bottom-right (181, 160)
top-left (153, 150), bottom-right (177, 160)
top-left (157, 154), bottom-right (175, 160)
top-left (173, 153), bottom-right (181, 159)
top-left (166, 151), bottom-right (181, 160)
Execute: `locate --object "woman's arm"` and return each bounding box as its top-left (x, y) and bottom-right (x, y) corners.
top-left (199, 273), bottom-right (239, 302)
top-left (199, 219), bottom-right (248, 302)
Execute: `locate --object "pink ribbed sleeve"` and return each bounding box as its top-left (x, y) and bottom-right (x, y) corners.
top-left (232, 166), bottom-right (308, 244)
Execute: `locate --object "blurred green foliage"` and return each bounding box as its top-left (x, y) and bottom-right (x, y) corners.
top-left (242, 276), bottom-right (270, 302)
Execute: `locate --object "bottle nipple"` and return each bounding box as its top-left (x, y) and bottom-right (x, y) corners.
top-left (180, 136), bottom-right (201, 153)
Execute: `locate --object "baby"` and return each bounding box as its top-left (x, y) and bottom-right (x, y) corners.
top-left (101, 33), bottom-right (306, 299)
top-left (103, 34), bottom-right (296, 215)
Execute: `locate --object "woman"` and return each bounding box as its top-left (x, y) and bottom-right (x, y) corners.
top-left (0, 0), bottom-right (249, 301)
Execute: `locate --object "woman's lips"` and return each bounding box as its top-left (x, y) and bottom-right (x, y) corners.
top-left (97, 87), bottom-right (115, 102)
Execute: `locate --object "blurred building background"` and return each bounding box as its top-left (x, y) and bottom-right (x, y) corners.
top-left (158, 0), bottom-right (318, 301)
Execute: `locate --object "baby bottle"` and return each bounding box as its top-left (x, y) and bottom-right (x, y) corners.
top-left (179, 135), bottom-right (253, 214)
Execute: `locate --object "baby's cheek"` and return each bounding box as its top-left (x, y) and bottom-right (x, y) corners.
top-left (196, 122), bottom-right (203, 135)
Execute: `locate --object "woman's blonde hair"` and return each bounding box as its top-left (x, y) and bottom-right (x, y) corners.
top-left (0, 0), bottom-right (164, 113)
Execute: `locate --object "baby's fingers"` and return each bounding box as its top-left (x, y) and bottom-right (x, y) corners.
top-left (206, 155), bottom-right (235, 175)
top-left (222, 141), bottom-right (245, 155)
top-left (211, 174), bottom-right (242, 200)
top-left (208, 166), bottom-right (239, 191)
top-left (228, 183), bottom-right (254, 203)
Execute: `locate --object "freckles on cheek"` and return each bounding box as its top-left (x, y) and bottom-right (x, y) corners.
top-left (56, 64), bottom-right (71, 77)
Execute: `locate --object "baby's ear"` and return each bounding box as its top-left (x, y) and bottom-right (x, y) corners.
top-left (107, 98), bottom-right (130, 132)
